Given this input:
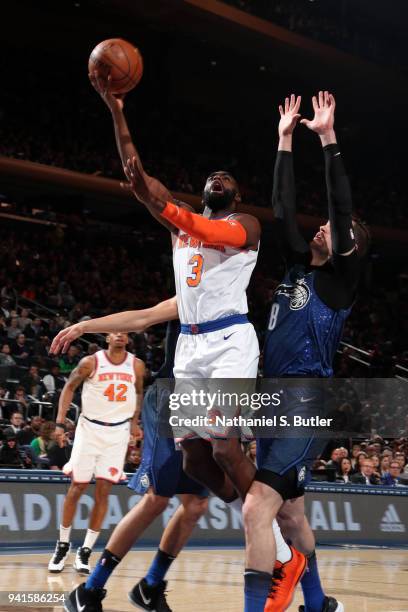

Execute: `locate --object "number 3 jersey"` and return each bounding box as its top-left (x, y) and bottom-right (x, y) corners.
top-left (81, 350), bottom-right (137, 422)
top-left (264, 265), bottom-right (351, 378)
top-left (173, 218), bottom-right (259, 324)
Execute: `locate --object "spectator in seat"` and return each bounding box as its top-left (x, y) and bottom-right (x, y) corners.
top-left (6, 411), bottom-right (25, 435)
top-left (1, 298), bottom-right (11, 320)
top-left (380, 455), bottom-right (391, 476)
top-left (0, 343), bottom-right (16, 366)
top-left (381, 461), bottom-right (402, 486)
top-left (7, 317), bottom-right (22, 341)
top-left (394, 451), bottom-right (406, 471)
top-left (18, 308), bottom-right (32, 330)
top-left (336, 457), bottom-right (352, 483)
top-left (326, 448), bottom-right (342, 472)
top-left (13, 387), bottom-right (29, 416)
top-left (21, 365), bottom-right (41, 397)
top-left (350, 443), bottom-right (361, 469)
top-left (30, 420), bottom-right (56, 461)
top-left (87, 342), bottom-right (99, 356)
top-left (48, 428), bottom-right (72, 470)
top-left (12, 333), bottom-right (31, 363)
top-left (24, 316), bottom-right (46, 339)
top-left (58, 345), bottom-right (79, 375)
top-left (350, 458), bottom-right (380, 485)
top-left (371, 453), bottom-right (381, 479)
top-left (382, 448), bottom-right (393, 461)
top-left (123, 446), bottom-right (141, 473)
top-left (351, 451), bottom-right (368, 474)
top-left (42, 363), bottom-right (65, 397)
top-left (0, 430), bottom-right (24, 468)
top-left (17, 414), bottom-right (43, 445)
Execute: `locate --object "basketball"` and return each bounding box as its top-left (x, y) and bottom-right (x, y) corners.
top-left (88, 38), bottom-right (143, 94)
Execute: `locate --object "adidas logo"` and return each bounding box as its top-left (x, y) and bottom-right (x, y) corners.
top-left (380, 504), bottom-right (406, 533)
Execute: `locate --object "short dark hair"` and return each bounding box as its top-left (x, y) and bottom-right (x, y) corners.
top-left (352, 216), bottom-right (371, 258)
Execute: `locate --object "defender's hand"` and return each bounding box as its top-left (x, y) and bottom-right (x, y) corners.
top-left (278, 94), bottom-right (301, 137)
top-left (300, 91), bottom-right (335, 135)
top-left (89, 70), bottom-right (125, 113)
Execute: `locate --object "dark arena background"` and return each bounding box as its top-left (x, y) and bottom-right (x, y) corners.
top-left (0, 1), bottom-right (407, 611)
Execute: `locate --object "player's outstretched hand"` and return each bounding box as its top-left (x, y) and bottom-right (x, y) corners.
top-left (300, 90), bottom-right (335, 134)
top-left (89, 70), bottom-right (125, 113)
top-left (49, 323), bottom-right (85, 355)
top-left (278, 94), bottom-right (301, 137)
top-left (123, 156), bottom-right (150, 203)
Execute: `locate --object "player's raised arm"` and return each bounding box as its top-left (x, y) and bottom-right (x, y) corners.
top-left (301, 91), bottom-right (363, 281)
top-left (272, 94), bottom-right (309, 257)
top-left (55, 356), bottom-right (95, 432)
top-left (49, 296), bottom-right (179, 355)
top-left (89, 70), bottom-right (179, 233)
top-left (125, 160), bottom-right (260, 250)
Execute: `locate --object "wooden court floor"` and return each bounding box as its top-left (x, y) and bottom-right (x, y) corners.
top-left (0, 548), bottom-right (407, 611)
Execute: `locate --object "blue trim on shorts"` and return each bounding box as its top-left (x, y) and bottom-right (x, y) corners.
top-left (180, 314), bottom-right (248, 335)
top-left (279, 437), bottom-right (314, 475)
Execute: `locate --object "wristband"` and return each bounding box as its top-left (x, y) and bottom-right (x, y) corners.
top-left (56, 422), bottom-right (67, 431)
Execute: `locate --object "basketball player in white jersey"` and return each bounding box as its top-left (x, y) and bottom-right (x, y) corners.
top-left (48, 332), bottom-right (144, 574)
top-left (89, 70), bottom-right (261, 503)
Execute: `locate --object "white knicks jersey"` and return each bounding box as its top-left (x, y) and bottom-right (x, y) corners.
top-left (173, 220), bottom-right (259, 323)
top-left (81, 350), bottom-right (136, 423)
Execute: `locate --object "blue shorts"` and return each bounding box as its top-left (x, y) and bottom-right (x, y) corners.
top-left (256, 383), bottom-right (329, 499)
top-left (128, 382), bottom-right (208, 499)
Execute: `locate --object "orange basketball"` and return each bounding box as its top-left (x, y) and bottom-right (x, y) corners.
top-left (88, 38), bottom-right (143, 94)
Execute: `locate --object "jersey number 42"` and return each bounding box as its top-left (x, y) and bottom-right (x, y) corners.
top-left (103, 383), bottom-right (127, 402)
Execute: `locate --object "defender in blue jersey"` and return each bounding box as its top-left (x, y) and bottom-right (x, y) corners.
top-left (243, 93), bottom-right (370, 612)
top-left (65, 321), bottom-right (209, 612)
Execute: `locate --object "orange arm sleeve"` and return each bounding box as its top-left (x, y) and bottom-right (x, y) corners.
top-left (161, 202), bottom-right (247, 248)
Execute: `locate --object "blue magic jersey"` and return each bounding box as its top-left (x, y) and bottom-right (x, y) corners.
top-left (264, 264), bottom-right (351, 377)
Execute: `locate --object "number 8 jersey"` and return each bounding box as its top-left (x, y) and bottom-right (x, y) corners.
top-left (81, 350), bottom-right (137, 422)
top-left (173, 216), bottom-right (259, 324)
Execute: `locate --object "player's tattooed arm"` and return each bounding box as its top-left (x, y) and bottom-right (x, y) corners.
top-left (131, 358), bottom-right (145, 441)
top-left (49, 297), bottom-right (179, 355)
top-left (89, 70), bottom-right (178, 233)
top-left (55, 356), bottom-right (95, 431)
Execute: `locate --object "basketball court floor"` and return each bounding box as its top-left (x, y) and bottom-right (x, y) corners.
top-left (0, 548), bottom-right (407, 611)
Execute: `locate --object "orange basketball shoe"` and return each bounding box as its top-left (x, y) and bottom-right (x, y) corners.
top-left (264, 545), bottom-right (307, 612)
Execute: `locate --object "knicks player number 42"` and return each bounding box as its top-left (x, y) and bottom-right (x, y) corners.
top-left (103, 383), bottom-right (128, 402)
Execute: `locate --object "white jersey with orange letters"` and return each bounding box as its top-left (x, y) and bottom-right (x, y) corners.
top-left (63, 350), bottom-right (136, 483)
top-left (171, 217), bottom-right (260, 439)
top-left (82, 349), bottom-right (136, 423)
top-left (173, 218), bottom-right (258, 324)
